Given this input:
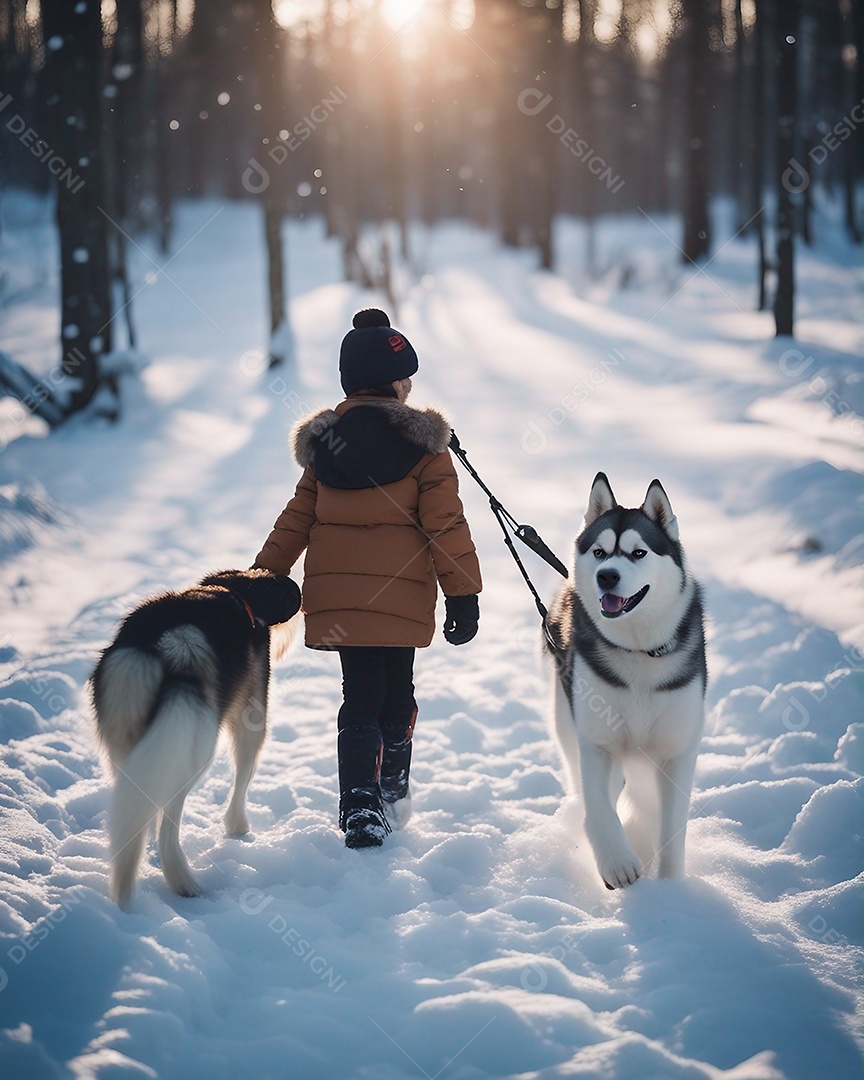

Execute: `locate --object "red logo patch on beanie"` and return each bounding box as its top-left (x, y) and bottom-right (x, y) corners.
top-left (388, 334), bottom-right (407, 352)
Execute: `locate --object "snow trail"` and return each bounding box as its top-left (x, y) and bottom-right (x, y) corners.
top-left (0, 198), bottom-right (861, 1078)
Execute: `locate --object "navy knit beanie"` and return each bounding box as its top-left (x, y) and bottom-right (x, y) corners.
top-left (339, 309), bottom-right (418, 395)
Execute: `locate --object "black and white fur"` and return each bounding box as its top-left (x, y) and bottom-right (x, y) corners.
top-left (547, 473), bottom-right (706, 889)
top-left (92, 569), bottom-right (300, 906)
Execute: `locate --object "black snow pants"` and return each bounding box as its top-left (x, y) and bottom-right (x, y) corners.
top-left (336, 646), bottom-right (417, 813)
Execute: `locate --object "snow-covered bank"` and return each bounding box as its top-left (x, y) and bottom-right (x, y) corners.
top-left (0, 196), bottom-right (861, 1078)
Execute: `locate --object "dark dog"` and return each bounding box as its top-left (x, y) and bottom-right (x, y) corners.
top-left (92, 569), bottom-right (300, 905)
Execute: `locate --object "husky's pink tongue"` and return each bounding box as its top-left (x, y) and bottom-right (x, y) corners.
top-left (601, 593), bottom-right (627, 614)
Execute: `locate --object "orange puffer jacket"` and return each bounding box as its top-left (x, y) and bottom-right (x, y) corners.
top-left (255, 396), bottom-right (482, 648)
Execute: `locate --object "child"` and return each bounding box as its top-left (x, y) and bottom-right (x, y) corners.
top-left (254, 308), bottom-right (482, 848)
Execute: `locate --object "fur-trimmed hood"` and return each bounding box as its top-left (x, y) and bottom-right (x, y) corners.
top-left (292, 399), bottom-right (451, 469)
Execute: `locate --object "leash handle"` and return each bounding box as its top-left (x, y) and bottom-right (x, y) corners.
top-left (489, 500), bottom-right (563, 657)
top-left (514, 524), bottom-right (570, 579)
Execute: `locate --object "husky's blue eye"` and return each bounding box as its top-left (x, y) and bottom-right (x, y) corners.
top-left (633, 549), bottom-right (647, 559)
top-left (592, 548), bottom-right (605, 559)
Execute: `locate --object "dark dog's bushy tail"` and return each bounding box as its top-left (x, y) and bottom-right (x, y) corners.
top-left (97, 626), bottom-right (220, 906)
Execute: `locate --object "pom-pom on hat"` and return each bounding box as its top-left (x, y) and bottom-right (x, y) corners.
top-left (339, 308), bottom-right (419, 395)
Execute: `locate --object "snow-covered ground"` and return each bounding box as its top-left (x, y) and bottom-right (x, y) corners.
top-left (0, 192), bottom-right (862, 1079)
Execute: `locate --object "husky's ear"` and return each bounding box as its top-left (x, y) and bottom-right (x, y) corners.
top-left (585, 472), bottom-right (617, 527)
top-left (642, 480), bottom-right (679, 541)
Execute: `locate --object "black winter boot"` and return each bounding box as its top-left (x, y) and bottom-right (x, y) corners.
top-left (339, 786), bottom-right (392, 849)
top-left (380, 736), bottom-right (412, 828)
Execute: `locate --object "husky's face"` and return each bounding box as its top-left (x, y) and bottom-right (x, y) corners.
top-left (575, 473), bottom-right (684, 626)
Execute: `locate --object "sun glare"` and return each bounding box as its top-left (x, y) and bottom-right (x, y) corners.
top-left (380, 0), bottom-right (430, 32)
top-left (273, 0), bottom-right (473, 35)
top-left (274, 0), bottom-right (327, 29)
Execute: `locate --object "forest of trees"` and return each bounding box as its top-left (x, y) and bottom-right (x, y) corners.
top-left (0, 0), bottom-right (861, 419)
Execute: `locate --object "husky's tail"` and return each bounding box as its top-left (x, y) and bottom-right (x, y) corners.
top-left (269, 609), bottom-right (303, 665)
top-left (96, 626), bottom-right (220, 906)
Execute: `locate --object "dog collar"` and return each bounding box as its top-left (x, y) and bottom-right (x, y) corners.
top-left (614, 633), bottom-right (679, 658)
top-left (227, 591), bottom-right (257, 627)
top-left (645, 635), bottom-right (679, 657)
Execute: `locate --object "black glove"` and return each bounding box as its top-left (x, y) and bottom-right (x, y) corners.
top-left (244, 567), bottom-right (301, 624)
top-left (443, 595), bottom-right (479, 645)
top-left (272, 573), bottom-right (302, 623)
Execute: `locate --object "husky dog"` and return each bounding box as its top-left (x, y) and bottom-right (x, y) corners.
top-left (92, 569), bottom-right (301, 906)
top-left (547, 473), bottom-right (706, 889)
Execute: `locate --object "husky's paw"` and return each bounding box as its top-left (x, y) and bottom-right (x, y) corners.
top-left (162, 850), bottom-right (204, 897)
top-left (175, 878), bottom-right (204, 899)
top-left (224, 809), bottom-right (250, 836)
top-left (595, 841), bottom-right (642, 890)
top-left (164, 867), bottom-right (203, 898)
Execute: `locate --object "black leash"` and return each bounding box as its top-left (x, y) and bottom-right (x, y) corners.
top-left (449, 430), bottom-right (568, 649)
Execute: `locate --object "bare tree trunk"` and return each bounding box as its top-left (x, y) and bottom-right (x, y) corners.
top-left (844, 0), bottom-right (863, 242)
top-left (264, 205), bottom-right (287, 363)
top-left (774, 0), bottom-right (799, 337)
top-left (499, 88), bottom-right (522, 251)
top-left (796, 11), bottom-right (816, 246)
top-left (681, 0), bottom-right (712, 262)
top-left (327, 14), bottom-right (365, 284)
top-left (113, 0), bottom-right (143, 224)
top-left (251, 0), bottom-right (289, 365)
top-left (41, 0), bottom-right (114, 416)
top-left (733, 0), bottom-right (750, 230)
top-left (843, 139), bottom-right (862, 244)
top-left (142, 0), bottom-right (179, 254)
top-left (522, 4), bottom-right (561, 271)
top-left (528, 99), bottom-right (556, 271)
top-left (754, 0), bottom-right (769, 311)
top-left (107, 0), bottom-right (143, 351)
top-left (487, 0), bottom-right (523, 250)
top-left (801, 137), bottom-right (813, 247)
top-left (154, 52), bottom-right (174, 254)
top-left (380, 31), bottom-right (409, 262)
top-left (576, 0), bottom-right (598, 275)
